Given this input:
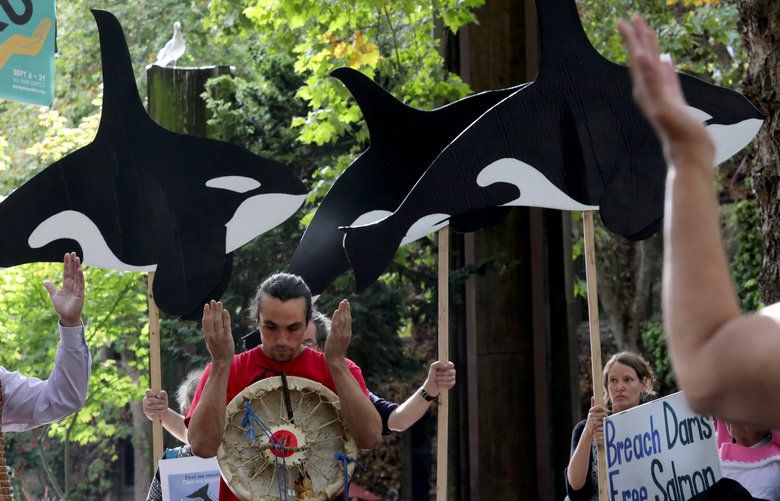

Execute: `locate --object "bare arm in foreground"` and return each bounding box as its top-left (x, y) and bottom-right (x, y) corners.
top-left (325, 300), bottom-right (382, 449)
top-left (620, 17), bottom-right (780, 426)
top-left (188, 301), bottom-right (234, 457)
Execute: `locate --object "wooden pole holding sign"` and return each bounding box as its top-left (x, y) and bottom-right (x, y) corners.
top-left (436, 226), bottom-right (450, 500)
top-left (147, 272), bottom-right (164, 472)
top-left (582, 211), bottom-right (607, 501)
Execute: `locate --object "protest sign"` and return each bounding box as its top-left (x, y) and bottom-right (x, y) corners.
top-left (0, 0), bottom-right (55, 105)
top-left (159, 455), bottom-right (220, 501)
top-left (604, 391), bottom-right (722, 501)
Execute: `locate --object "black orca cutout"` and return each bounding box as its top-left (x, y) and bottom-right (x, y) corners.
top-left (0, 10), bottom-right (307, 318)
top-left (183, 484), bottom-right (213, 501)
top-left (449, 207), bottom-right (510, 234)
top-left (287, 67), bottom-right (526, 296)
top-left (342, 0), bottom-right (762, 291)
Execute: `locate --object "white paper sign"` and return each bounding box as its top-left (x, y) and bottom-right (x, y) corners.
top-left (604, 391), bottom-right (722, 501)
top-left (159, 456), bottom-right (221, 501)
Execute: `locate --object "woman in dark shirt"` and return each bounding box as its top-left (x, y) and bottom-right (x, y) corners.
top-left (565, 352), bottom-right (657, 500)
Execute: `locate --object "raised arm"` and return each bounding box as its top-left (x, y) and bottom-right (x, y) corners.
top-left (188, 301), bottom-right (234, 457)
top-left (325, 300), bottom-right (382, 449)
top-left (387, 361), bottom-right (455, 432)
top-left (1, 252), bottom-right (91, 432)
top-left (620, 17), bottom-right (780, 426)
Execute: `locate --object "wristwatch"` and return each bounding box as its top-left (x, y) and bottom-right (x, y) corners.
top-left (420, 387), bottom-right (437, 401)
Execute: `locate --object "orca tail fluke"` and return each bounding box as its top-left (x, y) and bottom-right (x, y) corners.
top-left (90, 10), bottom-right (149, 125)
top-left (330, 67), bottom-right (411, 137)
top-left (342, 220), bottom-right (404, 292)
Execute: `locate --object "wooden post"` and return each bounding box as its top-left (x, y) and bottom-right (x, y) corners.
top-left (145, 65), bottom-right (232, 471)
top-left (436, 226), bottom-right (450, 500)
top-left (582, 211), bottom-right (607, 500)
top-left (147, 272), bottom-right (163, 471)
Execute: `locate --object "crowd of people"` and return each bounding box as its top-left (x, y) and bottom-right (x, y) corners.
top-left (1, 14), bottom-right (779, 501)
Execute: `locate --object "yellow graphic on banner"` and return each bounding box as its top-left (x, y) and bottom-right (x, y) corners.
top-left (0, 17), bottom-right (51, 71)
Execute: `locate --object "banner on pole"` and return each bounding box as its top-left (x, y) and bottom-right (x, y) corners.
top-left (0, 0), bottom-right (55, 106)
top-left (604, 391), bottom-right (722, 501)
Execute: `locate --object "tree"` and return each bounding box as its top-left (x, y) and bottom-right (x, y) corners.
top-left (737, 0), bottom-right (780, 304)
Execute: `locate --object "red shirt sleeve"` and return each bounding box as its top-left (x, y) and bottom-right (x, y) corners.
top-left (184, 363), bottom-right (212, 427)
top-left (346, 359), bottom-right (370, 398)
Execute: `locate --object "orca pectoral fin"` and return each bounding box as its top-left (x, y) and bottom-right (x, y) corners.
top-left (177, 253), bottom-right (234, 321)
top-left (342, 220), bottom-right (405, 292)
top-left (152, 229), bottom-right (232, 319)
top-left (599, 155), bottom-right (666, 241)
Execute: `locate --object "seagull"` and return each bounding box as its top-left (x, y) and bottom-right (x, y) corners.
top-left (154, 21), bottom-right (185, 67)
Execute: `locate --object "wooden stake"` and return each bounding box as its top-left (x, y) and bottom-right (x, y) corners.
top-left (147, 272), bottom-right (164, 472)
top-left (436, 227), bottom-right (450, 501)
top-left (582, 212), bottom-right (607, 500)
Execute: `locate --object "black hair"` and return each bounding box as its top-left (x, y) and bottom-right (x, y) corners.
top-left (250, 272), bottom-right (313, 324)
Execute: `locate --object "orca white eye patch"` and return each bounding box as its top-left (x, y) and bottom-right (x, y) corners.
top-left (206, 176), bottom-right (261, 193)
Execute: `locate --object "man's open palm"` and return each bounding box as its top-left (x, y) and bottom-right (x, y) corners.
top-left (45, 252), bottom-right (84, 327)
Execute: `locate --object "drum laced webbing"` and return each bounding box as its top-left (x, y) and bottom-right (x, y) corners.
top-left (242, 401), bottom-right (291, 500)
top-left (223, 383), bottom-right (353, 500)
top-left (0, 379), bottom-right (12, 500)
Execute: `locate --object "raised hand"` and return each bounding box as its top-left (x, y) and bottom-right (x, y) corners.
top-left (325, 299), bottom-right (352, 365)
top-left (618, 16), bottom-right (713, 166)
top-left (44, 252), bottom-right (84, 327)
top-left (202, 300), bottom-right (234, 365)
top-left (0, 17), bottom-right (52, 70)
top-left (423, 361), bottom-right (456, 397)
top-left (143, 389), bottom-right (169, 421)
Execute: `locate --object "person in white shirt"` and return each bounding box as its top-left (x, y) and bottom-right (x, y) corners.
top-left (715, 420), bottom-right (780, 501)
top-left (1, 252), bottom-right (91, 431)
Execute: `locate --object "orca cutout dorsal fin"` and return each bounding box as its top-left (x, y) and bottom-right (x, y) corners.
top-left (330, 67), bottom-right (415, 139)
top-left (534, 0), bottom-right (602, 72)
top-left (91, 9), bottom-right (149, 127)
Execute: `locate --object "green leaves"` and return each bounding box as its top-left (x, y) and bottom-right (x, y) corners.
top-left (0, 263), bottom-right (148, 496)
top-left (727, 197), bottom-right (764, 312)
top-left (0, 264), bottom-right (147, 442)
top-left (235, 0), bottom-right (479, 153)
top-left (577, 0), bottom-right (744, 87)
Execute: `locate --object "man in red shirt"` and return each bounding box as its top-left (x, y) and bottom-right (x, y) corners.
top-left (187, 272), bottom-right (382, 500)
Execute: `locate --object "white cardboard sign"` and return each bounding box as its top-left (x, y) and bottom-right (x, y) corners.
top-left (604, 391), bottom-right (722, 501)
top-left (159, 455), bottom-right (221, 501)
